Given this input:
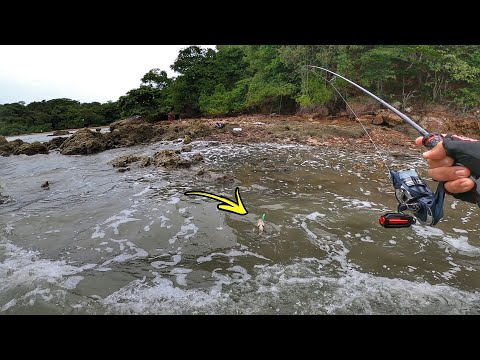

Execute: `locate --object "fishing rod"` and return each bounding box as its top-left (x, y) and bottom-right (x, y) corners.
top-left (306, 65), bottom-right (449, 228)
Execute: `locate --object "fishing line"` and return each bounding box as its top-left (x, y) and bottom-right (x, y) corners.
top-left (308, 67), bottom-right (392, 174)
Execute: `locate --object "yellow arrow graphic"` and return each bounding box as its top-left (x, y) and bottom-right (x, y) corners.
top-left (185, 187), bottom-right (248, 215)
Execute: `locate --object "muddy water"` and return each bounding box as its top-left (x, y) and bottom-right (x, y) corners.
top-left (1, 138), bottom-right (480, 314)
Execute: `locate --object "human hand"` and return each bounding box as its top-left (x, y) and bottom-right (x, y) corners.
top-left (415, 136), bottom-right (475, 194)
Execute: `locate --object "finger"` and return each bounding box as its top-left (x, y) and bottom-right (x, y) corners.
top-left (426, 156), bottom-right (455, 169)
top-left (428, 166), bottom-right (471, 182)
top-left (445, 178), bottom-right (476, 194)
top-left (422, 141), bottom-right (447, 160)
top-left (415, 137), bottom-right (423, 146)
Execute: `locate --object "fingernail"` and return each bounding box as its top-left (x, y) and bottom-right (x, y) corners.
top-left (455, 170), bottom-right (467, 177)
top-left (422, 150), bottom-right (431, 157)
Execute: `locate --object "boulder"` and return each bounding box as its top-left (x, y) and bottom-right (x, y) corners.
top-left (153, 150), bottom-right (191, 169)
top-left (0, 139), bottom-right (25, 157)
top-left (346, 101), bottom-right (381, 118)
top-left (110, 155), bottom-right (141, 168)
top-left (418, 116), bottom-right (445, 132)
top-left (52, 130), bottom-right (70, 136)
top-left (14, 142), bottom-right (49, 155)
top-left (46, 136), bottom-right (67, 150)
top-left (59, 129), bottom-right (106, 155)
top-left (104, 117), bottom-right (162, 148)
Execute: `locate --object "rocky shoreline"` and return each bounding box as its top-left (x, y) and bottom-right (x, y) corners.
top-left (1, 109), bottom-right (479, 159)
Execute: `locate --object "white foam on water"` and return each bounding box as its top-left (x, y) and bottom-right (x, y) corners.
top-left (91, 226), bottom-right (106, 239)
top-left (170, 267), bottom-right (192, 286)
top-left (411, 225), bottom-right (480, 256)
top-left (45, 229), bottom-right (61, 234)
top-left (61, 276), bottom-right (84, 290)
top-left (168, 217), bottom-right (198, 244)
top-left (0, 240), bottom-right (97, 311)
top-left (144, 220), bottom-right (155, 232)
top-left (452, 228), bottom-right (468, 234)
top-left (305, 212), bottom-right (326, 220)
top-left (441, 235), bottom-right (480, 256)
top-left (93, 256), bottom-right (480, 315)
top-left (197, 249), bottom-right (269, 264)
top-left (133, 186), bottom-right (151, 197)
top-left (411, 225), bottom-right (445, 238)
top-left (101, 275), bottom-right (228, 314)
top-left (227, 265), bottom-right (252, 282)
top-left (93, 209), bottom-right (140, 236)
top-left (99, 240), bottom-right (149, 268)
top-left (168, 196), bottom-right (180, 205)
top-left (151, 254), bottom-right (182, 269)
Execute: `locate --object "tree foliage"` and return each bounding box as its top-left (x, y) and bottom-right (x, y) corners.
top-left (3, 45), bottom-right (480, 136)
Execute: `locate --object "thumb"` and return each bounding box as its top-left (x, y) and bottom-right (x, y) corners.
top-left (422, 140), bottom-right (447, 160)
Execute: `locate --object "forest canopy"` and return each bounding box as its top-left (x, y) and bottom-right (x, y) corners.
top-left (2, 45), bottom-right (480, 136)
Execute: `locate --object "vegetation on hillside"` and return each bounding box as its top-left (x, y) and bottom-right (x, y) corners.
top-left (2, 45), bottom-right (480, 136)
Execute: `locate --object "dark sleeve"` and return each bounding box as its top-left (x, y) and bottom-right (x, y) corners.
top-left (443, 135), bottom-right (480, 177)
top-left (442, 135), bottom-right (480, 205)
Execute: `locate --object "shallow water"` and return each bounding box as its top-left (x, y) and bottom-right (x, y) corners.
top-left (1, 136), bottom-right (480, 314)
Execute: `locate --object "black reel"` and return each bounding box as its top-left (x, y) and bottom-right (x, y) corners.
top-left (379, 169), bottom-right (446, 228)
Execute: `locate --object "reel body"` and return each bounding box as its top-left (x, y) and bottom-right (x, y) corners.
top-left (379, 169), bottom-right (446, 228)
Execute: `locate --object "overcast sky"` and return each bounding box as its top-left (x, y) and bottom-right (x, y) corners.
top-left (0, 45), bottom-right (215, 105)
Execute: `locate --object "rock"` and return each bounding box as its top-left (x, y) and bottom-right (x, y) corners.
top-left (196, 168), bottom-right (206, 176)
top-left (14, 142), bottom-right (49, 156)
top-left (181, 145), bottom-right (192, 152)
top-left (10, 139), bottom-right (24, 146)
top-left (105, 117), bottom-right (162, 148)
top-left (191, 154), bottom-right (204, 163)
top-left (41, 181), bottom-right (49, 190)
top-left (375, 110), bottom-right (404, 126)
top-left (0, 144), bottom-right (13, 156)
top-left (139, 156), bottom-right (152, 167)
top-left (59, 129), bottom-right (106, 155)
top-left (232, 128), bottom-right (242, 135)
top-left (0, 139), bottom-right (25, 157)
top-left (215, 174), bottom-right (236, 184)
top-left (346, 101), bottom-right (380, 117)
top-left (391, 101), bottom-right (402, 110)
top-left (117, 167), bottom-right (130, 172)
top-left (0, 193), bottom-right (13, 204)
top-left (311, 107), bottom-right (330, 118)
top-left (46, 136), bottom-right (66, 150)
top-left (110, 155), bottom-right (141, 168)
top-left (153, 150), bottom-right (191, 169)
top-left (372, 113), bottom-right (385, 125)
top-left (0, 136), bottom-right (7, 144)
top-left (183, 135), bottom-right (192, 144)
top-left (52, 130), bottom-right (70, 136)
top-left (109, 116), bottom-right (144, 132)
top-left (418, 116), bottom-right (445, 132)
top-left (96, 128), bottom-right (102, 132)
